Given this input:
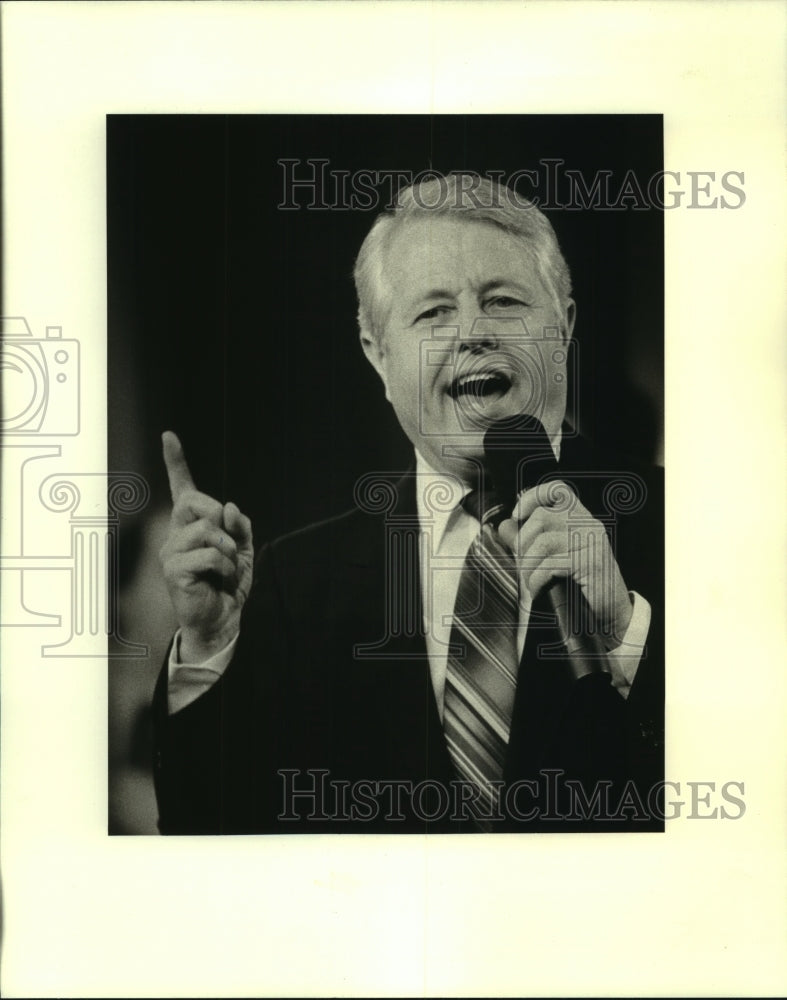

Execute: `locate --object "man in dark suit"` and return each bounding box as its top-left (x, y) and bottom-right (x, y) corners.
top-left (153, 175), bottom-right (663, 834)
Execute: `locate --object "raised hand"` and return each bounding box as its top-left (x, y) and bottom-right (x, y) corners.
top-left (159, 431), bottom-right (254, 663)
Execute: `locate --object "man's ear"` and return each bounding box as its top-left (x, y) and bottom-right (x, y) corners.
top-left (360, 329), bottom-right (390, 401)
top-left (563, 299), bottom-right (576, 342)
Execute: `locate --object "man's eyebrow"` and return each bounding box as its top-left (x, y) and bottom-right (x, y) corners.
top-left (476, 279), bottom-right (533, 297)
top-left (410, 288), bottom-right (456, 303)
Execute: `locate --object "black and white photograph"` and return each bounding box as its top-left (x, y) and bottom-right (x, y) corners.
top-left (109, 114), bottom-right (666, 835)
top-left (2, 3), bottom-right (785, 997)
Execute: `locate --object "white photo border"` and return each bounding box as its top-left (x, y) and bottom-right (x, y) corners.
top-left (2, 2), bottom-right (786, 997)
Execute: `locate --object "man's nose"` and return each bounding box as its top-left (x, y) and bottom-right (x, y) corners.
top-left (457, 317), bottom-right (502, 352)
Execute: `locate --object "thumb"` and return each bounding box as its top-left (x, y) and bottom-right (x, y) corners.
top-left (497, 517), bottom-right (519, 553)
top-left (223, 500), bottom-right (253, 550)
top-left (162, 430), bottom-right (196, 503)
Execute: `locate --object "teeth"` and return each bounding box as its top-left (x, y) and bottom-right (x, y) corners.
top-left (458, 373), bottom-right (498, 387)
top-left (450, 371), bottom-right (511, 400)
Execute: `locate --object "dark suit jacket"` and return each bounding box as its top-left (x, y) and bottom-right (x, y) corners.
top-left (153, 434), bottom-right (664, 834)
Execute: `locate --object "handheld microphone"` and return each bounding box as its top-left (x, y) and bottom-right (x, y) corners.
top-left (482, 415), bottom-right (608, 678)
top-left (482, 413), bottom-right (559, 511)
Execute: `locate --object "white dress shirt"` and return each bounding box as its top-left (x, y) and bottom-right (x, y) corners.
top-left (168, 451), bottom-right (650, 715)
top-left (412, 453), bottom-right (649, 720)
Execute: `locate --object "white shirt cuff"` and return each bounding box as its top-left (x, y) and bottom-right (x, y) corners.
top-left (606, 592), bottom-right (651, 699)
top-left (167, 629), bottom-right (239, 715)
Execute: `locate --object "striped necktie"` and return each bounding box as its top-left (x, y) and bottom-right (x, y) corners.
top-left (444, 488), bottom-right (519, 828)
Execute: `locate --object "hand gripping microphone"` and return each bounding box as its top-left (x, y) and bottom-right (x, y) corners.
top-left (482, 414), bottom-right (608, 679)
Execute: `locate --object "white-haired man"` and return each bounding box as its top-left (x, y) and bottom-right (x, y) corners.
top-left (154, 175), bottom-right (663, 833)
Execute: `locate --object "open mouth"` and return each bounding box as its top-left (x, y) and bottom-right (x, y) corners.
top-left (448, 371), bottom-right (513, 400)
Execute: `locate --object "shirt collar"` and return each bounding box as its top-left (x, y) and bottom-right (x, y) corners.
top-left (414, 451), bottom-right (472, 551)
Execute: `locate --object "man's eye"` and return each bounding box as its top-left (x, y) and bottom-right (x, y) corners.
top-left (415, 305), bottom-right (451, 322)
top-left (487, 296), bottom-right (526, 310)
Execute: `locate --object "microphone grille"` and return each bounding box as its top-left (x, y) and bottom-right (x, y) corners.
top-left (482, 415), bottom-right (558, 508)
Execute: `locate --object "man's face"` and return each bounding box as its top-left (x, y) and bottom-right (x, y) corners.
top-left (362, 215), bottom-right (575, 482)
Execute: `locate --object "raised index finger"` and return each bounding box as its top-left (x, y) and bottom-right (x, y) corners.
top-left (162, 430), bottom-right (196, 503)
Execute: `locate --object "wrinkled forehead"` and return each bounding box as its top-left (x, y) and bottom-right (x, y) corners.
top-left (387, 212), bottom-right (534, 264)
top-left (382, 214), bottom-right (545, 297)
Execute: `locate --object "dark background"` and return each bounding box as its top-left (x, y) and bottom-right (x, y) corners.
top-left (109, 114), bottom-right (663, 539)
top-left (107, 114), bottom-right (663, 833)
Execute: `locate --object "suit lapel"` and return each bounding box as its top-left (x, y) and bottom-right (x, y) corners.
top-left (504, 431), bottom-right (595, 781)
top-left (340, 467), bottom-right (455, 787)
